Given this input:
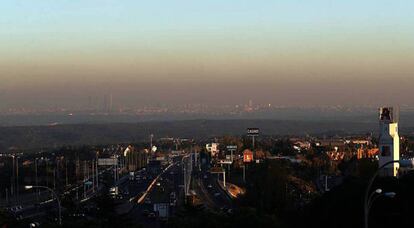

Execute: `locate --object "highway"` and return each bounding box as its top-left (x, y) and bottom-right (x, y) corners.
top-left (4, 152), bottom-right (236, 226)
top-left (125, 156), bottom-right (184, 227)
top-left (4, 165), bottom-right (115, 222)
top-left (195, 168), bottom-right (233, 211)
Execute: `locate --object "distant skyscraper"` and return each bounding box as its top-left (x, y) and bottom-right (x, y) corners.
top-left (101, 93), bottom-right (113, 113)
top-left (378, 107), bottom-right (400, 176)
top-left (109, 93), bottom-right (113, 113)
top-left (103, 94), bottom-right (108, 112)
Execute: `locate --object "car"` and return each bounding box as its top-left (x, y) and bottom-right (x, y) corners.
top-left (10, 206), bottom-right (23, 212)
top-left (203, 175), bottom-right (208, 179)
top-left (29, 222), bottom-right (40, 227)
top-left (214, 192), bottom-right (221, 197)
top-left (156, 182), bottom-right (161, 186)
top-left (207, 184), bottom-right (213, 188)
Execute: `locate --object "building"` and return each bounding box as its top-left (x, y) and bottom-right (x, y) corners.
top-left (243, 149), bottom-right (254, 163)
top-left (378, 107), bottom-right (400, 176)
top-left (357, 148), bottom-right (379, 159)
top-left (206, 143), bottom-right (219, 157)
top-left (316, 139), bottom-right (345, 148)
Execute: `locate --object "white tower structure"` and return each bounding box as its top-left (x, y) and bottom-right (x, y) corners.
top-left (378, 107), bottom-right (400, 177)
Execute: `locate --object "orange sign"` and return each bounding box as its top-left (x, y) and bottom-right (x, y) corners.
top-left (243, 151), bottom-right (253, 163)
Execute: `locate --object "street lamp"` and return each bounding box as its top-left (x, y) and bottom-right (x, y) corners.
top-left (364, 160), bottom-right (414, 228)
top-left (25, 185), bottom-right (62, 226)
top-left (366, 188), bottom-right (396, 227)
top-left (367, 189), bottom-right (396, 210)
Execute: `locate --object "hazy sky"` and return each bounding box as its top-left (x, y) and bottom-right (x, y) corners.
top-left (0, 0), bottom-right (413, 108)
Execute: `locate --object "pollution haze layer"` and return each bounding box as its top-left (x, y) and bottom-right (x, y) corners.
top-left (1, 1), bottom-right (414, 110)
top-left (1, 106), bottom-right (414, 127)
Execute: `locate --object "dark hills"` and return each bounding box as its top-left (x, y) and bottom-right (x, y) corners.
top-left (1, 119), bottom-right (414, 152)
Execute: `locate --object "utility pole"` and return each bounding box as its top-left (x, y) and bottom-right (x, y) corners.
top-left (46, 160), bottom-right (49, 188)
top-left (113, 159), bottom-right (117, 185)
top-left (243, 165), bottom-right (246, 183)
top-left (83, 161), bottom-right (86, 199)
top-left (92, 160), bottom-right (95, 192)
top-left (76, 158), bottom-right (80, 184)
top-left (10, 155), bottom-right (16, 198)
top-left (35, 159), bottom-right (39, 202)
top-left (223, 170), bottom-right (226, 188)
top-left (183, 165), bottom-right (186, 203)
top-left (96, 159), bottom-right (99, 189)
top-left (5, 188), bottom-right (8, 205)
top-left (53, 168), bottom-right (56, 190)
top-left (65, 159), bottom-right (68, 187)
top-left (16, 156), bottom-right (19, 203)
top-left (56, 159), bottom-right (60, 186)
top-left (150, 134), bottom-right (154, 151)
top-left (11, 156), bottom-right (15, 199)
top-left (116, 158), bottom-right (118, 182)
top-left (10, 177), bottom-right (13, 203)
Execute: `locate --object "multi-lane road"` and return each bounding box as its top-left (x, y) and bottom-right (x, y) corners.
top-left (194, 168), bottom-right (233, 211)
top-left (5, 153), bottom-right (235, 226)
top-left (121, 154), bottom-right (234, 226)
top-left (124, 156), bottom-right (184, 227)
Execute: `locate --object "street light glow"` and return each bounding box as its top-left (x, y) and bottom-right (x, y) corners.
top-left (25, 185), bottom-right (33, 190)
top-left (384, 192), bottom-right (397, 198)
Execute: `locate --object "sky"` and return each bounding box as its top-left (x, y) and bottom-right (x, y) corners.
top-left (0, 0), bottom-right (413, 109)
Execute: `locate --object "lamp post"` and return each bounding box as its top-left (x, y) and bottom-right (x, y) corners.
top-left (25, 185), bottom-right (61, 226)
top-left (182, 154), bottom-right (191, 203)
top-left (364, 160), bottom-right (414, 228)
top-left (366, 188), bottom-right (396, 228)
top-left (368, 190), bottom-right (396, 212)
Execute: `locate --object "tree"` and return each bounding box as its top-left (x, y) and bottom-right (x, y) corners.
top-left (0, 209), bottom-right (16, 227)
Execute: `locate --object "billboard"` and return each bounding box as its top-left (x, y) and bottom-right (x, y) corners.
top-left (226, 145), bottom-right (237, 150)
top-left (247, 128), bottom-right (260, 137)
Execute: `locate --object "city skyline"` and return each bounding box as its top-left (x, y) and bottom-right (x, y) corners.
top-left (2, 2), bottom-right (414, 228)
top-left (1, 1), bottom-right (413, 108)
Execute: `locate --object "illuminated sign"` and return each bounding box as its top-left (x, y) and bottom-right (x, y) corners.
top-left (247, 128), bottom-right (260, 136)
top-left (227, 145), bottom-right (237, 150)
top-left (243, 151), bottom-right (254, 163)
